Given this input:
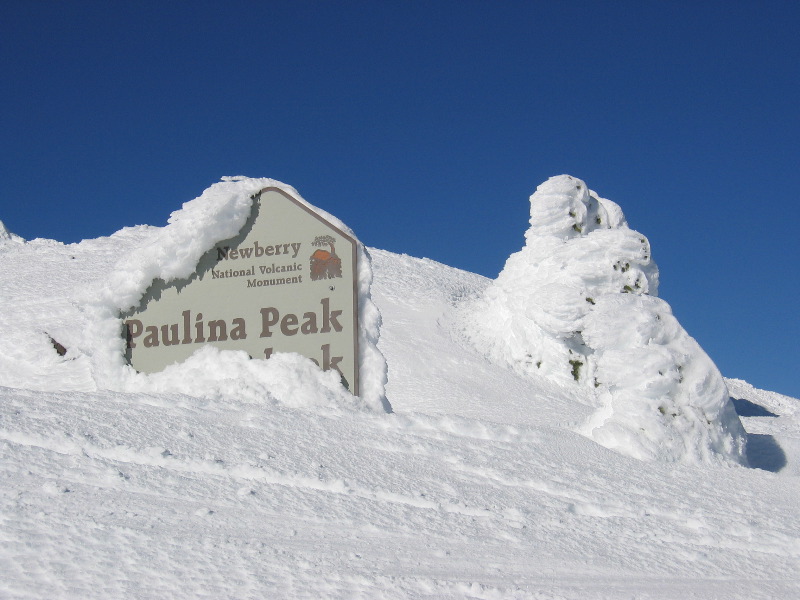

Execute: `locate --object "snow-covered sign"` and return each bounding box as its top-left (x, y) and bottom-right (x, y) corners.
top-left (123, 187), bottom-right (360, 394)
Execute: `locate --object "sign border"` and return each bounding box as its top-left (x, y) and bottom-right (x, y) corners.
top-left (252, 186), bottom-right (360, 396)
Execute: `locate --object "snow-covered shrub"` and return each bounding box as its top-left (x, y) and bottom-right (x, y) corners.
top-left (459, 175), bottom-right (747, 465)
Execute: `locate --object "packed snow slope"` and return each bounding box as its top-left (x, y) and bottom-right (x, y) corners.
top-left (2, 183), bottom-right (800, 598)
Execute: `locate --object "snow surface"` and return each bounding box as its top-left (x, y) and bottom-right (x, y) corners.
top-left (1, 181), bottom-right (799, 598)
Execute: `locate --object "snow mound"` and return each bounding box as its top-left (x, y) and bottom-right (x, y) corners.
top-left (132, 346), bottom-right (371, 411)
top-left (458, 175), bottom-right (747, 465)
top-left (74, 177), bottom-right (388, 413)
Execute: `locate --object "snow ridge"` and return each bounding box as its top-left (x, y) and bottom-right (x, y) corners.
top-left (459, 175), bottom-right (747, 465)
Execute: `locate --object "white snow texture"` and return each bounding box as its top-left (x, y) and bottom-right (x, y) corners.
top-left (460, 175), bottom-right (747, 465)
top-left (1, 176), bottom-right (797, 599)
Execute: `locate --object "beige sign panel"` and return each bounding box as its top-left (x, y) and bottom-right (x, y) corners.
top-left (123, 188), bottom-right (359, 394)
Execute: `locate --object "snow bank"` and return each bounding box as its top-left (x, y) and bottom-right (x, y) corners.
top-left (139, 346), bottom-right (372, 411)
top-left (78, 177), bottom-right (389, 413)
top-left (458, 175), bottom-right (747, 465)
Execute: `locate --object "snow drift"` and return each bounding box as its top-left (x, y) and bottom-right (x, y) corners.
top-left (459, 175), bottom-right (747, 465)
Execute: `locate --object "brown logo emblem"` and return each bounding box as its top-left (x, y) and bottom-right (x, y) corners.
top-left (310, 235), bottom-right (342, 281)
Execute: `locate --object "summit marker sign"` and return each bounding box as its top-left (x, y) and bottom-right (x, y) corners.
top-left (123, 187), bottom-right (359, 394)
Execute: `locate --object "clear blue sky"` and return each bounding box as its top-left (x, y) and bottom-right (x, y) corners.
top-left (2, 1), bottom-right (798, 399)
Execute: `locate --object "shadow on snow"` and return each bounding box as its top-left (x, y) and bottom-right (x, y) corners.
top-left (745, 434), bottom-right (787, 472)
top-left (731, 397), bottom-right (787, 472)
top-left (731, 397), bottom-right (778, 418)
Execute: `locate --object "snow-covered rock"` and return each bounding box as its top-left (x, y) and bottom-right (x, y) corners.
top-left (459, 175), bottom-right (747, 465)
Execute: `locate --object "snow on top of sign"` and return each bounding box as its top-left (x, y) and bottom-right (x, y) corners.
top-left (74, 177), bottom-right (388, 413)
top-left (456, 175), bottom-right (747, 465)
